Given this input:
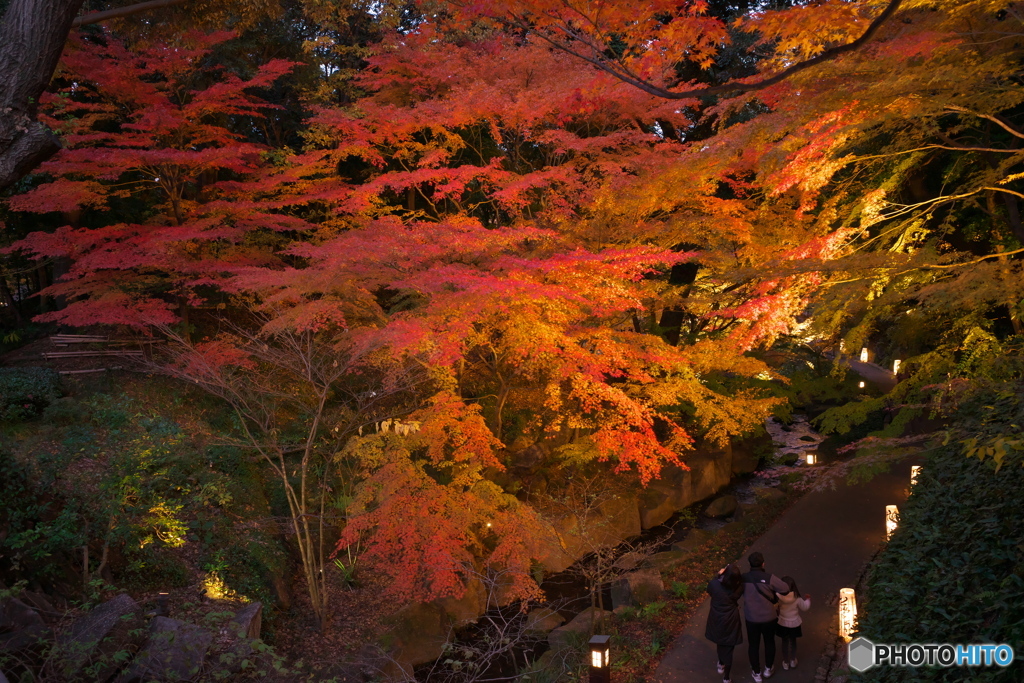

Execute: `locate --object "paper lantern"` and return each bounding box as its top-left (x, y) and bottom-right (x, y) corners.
top-left (860, 347), bottom-right (869, 362)
top-left (911, 465), bottom-right (920, 485)
top-left (886, 505), bottom-right (899, 540)
top-left (859, 381), bottom-right (865, 388)
top-left (839, 588), bottom-right (858, 641)
top-left (893, 359), bottom-right (901, 374)
top-left (805, 453), bottom-right (816, 465)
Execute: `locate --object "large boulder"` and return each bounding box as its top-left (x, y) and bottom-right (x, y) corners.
top-left (588, 494), bottom-right (641, 549)
top-left (0, 597), bottom-right (49, 654)
top-left (671, 528), bottom-right (712, 554)
top-left (610, 569), bottom-right (665, 609)
top-left (686, 445), bottom-right (733, 504)
top-left (216, 602), bottom-right (263, 674)
top-left (230, 602), bottom-right (262, 641)
top-left (755, 486), bottom-right (786, 503)
top-left (705, 495), bottom-right (738, 518)
top-left (534, 517), bottom-right (581, 574)
top-left (645, 550), bottom-right (691, 572)
top-left (731, 433), bottom-right (768, 475)
top-left (547, 607), bottom-right (611, 651)
top-left (57, 593), bottom-right (145, 681)
top-left (436, 575), bottom-right (486, 626)
top-left (539, 493), bottom-right (642, 573)
top-left (119, 617), bottom-right (212, 682)
top-left (381, 602), bottom-right (451, 674)
top-left (523, 607), bottom-right (565, 633)
top-left (638, 483), bottom-right (679, 529)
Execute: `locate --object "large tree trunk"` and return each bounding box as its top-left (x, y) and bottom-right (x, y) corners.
top-left (0, 0), bottom-right (85, 193)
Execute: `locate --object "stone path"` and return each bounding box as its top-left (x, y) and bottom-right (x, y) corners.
top-left (651, 457), bottom-right (917, 683)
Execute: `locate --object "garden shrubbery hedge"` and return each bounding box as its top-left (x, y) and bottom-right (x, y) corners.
top-left (0, 366), bottom-right (62, 422)
top-left (854, 382), bottom-right (1024, 682)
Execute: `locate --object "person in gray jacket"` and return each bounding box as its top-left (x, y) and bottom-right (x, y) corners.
top-left (741, 552), bottom-right (790, 682)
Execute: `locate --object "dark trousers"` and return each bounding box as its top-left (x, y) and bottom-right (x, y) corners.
top-left (746, 619), bottom-right (777, 672)
top-left (780, 635), bottom-right (797, 662)
top-left (716, 644), bottom-right (734, 679)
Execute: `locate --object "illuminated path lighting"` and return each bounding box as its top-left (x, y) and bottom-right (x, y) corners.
top-left (886, 505), bottom-right (899, 540)
top-left (839, 588), bottom-right (857, 642)
top-left (860, 347), bottom-right (869, 362)
top-left (589, 635), bottom-right (611, 683)
top-left (911, 466), bottom-right (921, 486)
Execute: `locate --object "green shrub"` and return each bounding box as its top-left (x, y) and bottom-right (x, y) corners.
top-left (853, 382), bottom-right (1024, 683)
top-left (0, 367), bottom-right (62, 422)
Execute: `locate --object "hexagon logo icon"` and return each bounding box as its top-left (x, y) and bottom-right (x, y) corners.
top-left (848, 637), bottom-right (876, 672)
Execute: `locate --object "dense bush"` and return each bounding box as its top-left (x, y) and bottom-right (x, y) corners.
top-left (0, 366), bottom-right (62, 422)
top-left (853, 382), bottom-right (1024, 683)
top-left (1, 393), bottom-right (289, 608)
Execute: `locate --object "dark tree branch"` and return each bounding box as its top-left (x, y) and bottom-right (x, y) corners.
top-left (512, 0), bottom-right (903, 101)
top-left (72, 0), bottom-right (191, 27)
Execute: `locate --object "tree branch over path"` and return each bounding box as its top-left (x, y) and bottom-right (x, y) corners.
top-left (510, 0), bottom-right (903, 101)
top-left (71, 0), bottom-right (191, 27)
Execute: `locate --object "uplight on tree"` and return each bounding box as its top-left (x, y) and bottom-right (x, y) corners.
top-left (839, 588), bottom-right (858, 641)
top-left (589, 635), bottom-right (611, 683)
top-left (886, 505), bottom-right (899, 540)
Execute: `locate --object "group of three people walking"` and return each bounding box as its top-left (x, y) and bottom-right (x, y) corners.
top-left (705, 552), bottom-right (811, 683)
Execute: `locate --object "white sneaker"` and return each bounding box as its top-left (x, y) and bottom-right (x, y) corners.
top-left (763, 666), bottom-right (775, 679)
top-left (717, 662), bottom-right (725, 674)
top-left (752, 672), bottom-right (763, 683)
top-left (781, 661), bottom-right (789, 671)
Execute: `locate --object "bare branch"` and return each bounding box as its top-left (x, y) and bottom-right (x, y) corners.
top-left (512, 0), bottom-right (903, 101)
top-left (72, 0), bottom-right (191, 27)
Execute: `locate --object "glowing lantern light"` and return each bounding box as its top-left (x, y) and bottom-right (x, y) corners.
top-left (911, 466), bottom-right (921, 485)
top-left (893, 359), bottom-right (901, 374)
top-left (859, 381), bottom-right (865, 389)
top-left (805, 453), bottom-right (816, 465)
top-left (860, 348), bottom-right (869, 362)
top-left (839, 588), bottom-right (858, 641)
top-left (886, 505), bottom-right (899, 540)
top-left (589, 635), bottom-right (611, 682)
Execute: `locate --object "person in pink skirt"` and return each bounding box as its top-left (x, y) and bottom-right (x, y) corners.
top-left (775, 576), bottom-right (810, 670)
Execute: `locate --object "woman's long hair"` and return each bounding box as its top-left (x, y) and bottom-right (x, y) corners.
top-left (782, 575), bottom-right (799, 596)
top-left (721, 563), bottom-right (743, 591)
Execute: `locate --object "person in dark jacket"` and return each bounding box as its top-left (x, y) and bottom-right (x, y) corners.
top-left (742, 552), bottom-right (791, 682)
top-left (705, 563), bottom-right (743, 683)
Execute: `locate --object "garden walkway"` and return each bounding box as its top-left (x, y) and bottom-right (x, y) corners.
top-left (651, 457), bottom-right (917, 683)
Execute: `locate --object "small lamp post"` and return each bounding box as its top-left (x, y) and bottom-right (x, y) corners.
top-left (858, 381), bottom-right (865, 389)
top-left (839, 588), bottom-right (857, 641)
top-left (805, 453), bottom-right (816, 466)
top-left (156, 592), bottom-right (170, 617)
top-left (860, 347), bottom-right (869, 362)
top-left (885, 505), bottom-right (899, 540)
top-left (893, 359), bottom-right (901, 374)
top-left (589, 635), bottom-right (611, 683)
top-left (910, 465), bottom-right (921, 486)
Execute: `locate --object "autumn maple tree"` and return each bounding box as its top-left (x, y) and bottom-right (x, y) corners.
top-left (6, 0), bottom-right (1024, 627)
